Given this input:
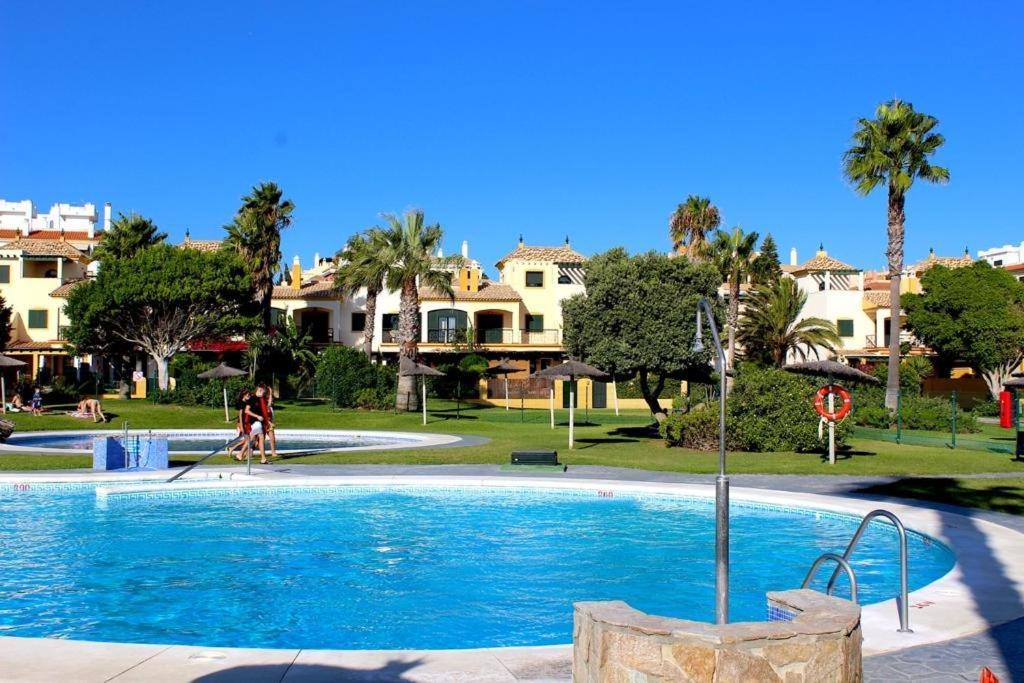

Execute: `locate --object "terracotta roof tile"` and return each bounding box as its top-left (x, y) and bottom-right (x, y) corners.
top-left (863, 291), bottom-right (892, 308)
top-left (0, 238), bottom-right (86, 260)
top-left (419, 281), bottom-right (522, 302)
top-left (272, 275), bottom-right (337, 300)
top-left (793, 252), bottom-right (858, 273)
top-left (49, 279), bottom-right (87, 297)
top-left (181, 237), bottom-right (224, 253)
top-left (7, 340), bottom-right (67, 351)
top-left (910, 252), bottom-right (973, 273)
top-left (496, 244), bottom-right (586, 268)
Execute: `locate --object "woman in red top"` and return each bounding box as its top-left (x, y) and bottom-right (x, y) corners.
top-left (257, 383), bottom-right (277, 460)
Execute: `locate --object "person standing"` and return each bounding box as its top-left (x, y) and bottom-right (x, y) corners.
top-left (257, 383), bottom-right (277, 460)
top-left (243, 388), bottom-right (267, 464)
top-left (30, 386), bottom-right (43, 416)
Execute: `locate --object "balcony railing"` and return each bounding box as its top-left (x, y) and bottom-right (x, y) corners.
top-left (865, 331), bottom-right (921, 349)
top-left (383, 328), bottom-right (562, 346)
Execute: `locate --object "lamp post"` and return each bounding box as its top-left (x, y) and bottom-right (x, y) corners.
top-left (693, 298), bottom-right (729, 625)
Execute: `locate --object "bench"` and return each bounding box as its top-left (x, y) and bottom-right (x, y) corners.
top-left (511, 450), bottom-right (565, 470)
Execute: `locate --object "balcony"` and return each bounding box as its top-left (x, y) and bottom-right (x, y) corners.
top-left (383, 328), bottom-right (562, 347)
top-left (865, 331), bottom-right (922, 349)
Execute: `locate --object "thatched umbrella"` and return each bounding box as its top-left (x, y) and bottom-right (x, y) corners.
top-left (784, 359), bottom-right (879, 465)
top-left (485, 359), bottom-right (519, 411)
top-left (1003, 377), bottom-right (1024, 388)
top-left (532, 360), bottom-right (610, 449)
top-left (0, 354), bottom-right (27, 414)
top-left (400, 356), bottom-right (446, 425)
top-left (197, 363), bottom-right (248, 422)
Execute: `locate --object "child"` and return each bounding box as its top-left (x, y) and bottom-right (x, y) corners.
top-left (30, 386), bottom-right (43, 416)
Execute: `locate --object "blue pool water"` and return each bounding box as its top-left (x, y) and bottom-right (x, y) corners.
top-left (0, 484), bottom-right (954, 649)
top-left (4, 432), bottom-right (413, 453)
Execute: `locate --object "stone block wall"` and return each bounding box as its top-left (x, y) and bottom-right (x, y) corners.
top-left (573, 589), bottom-right (861, 682)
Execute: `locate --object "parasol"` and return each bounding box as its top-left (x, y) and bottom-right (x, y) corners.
top-left (532, 360), bottom-right (609, 449)
top-left (197, 363), bottom-right (248, 422)
top-left (400, 356), bottom-right (446, 425)
top-left (0, 354), bottom-right (27, 414)
top-left (485, 359), bottom-right (519, 411)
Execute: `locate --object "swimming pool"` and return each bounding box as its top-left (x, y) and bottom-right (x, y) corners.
top-left (0, 482), bottom-right (955, 650)
top-left (0, 429), bottom-right (462, 454)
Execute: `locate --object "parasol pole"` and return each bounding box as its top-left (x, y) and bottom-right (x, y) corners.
top-left (828, 374), bottom-right (836, 465)
top-left (422, 377), bottom-right (427, 425)
top-left (613, 378), bottom-right (619, 416)
top-left (505, 376), bottom-right (509, 411)
top-left (223, 384), bottom-right (230, 423)
top-left (569, 378), bottom-right (575, 449)
top-left (549, 385), bottom-right (555, 429)
top-left (1, 375), bottom-right (5, 414)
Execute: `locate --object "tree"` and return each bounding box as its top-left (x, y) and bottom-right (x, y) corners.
top-left (752, 233), bottom-right (782, 285)
top-left (668, 195), bottom-right (720, 260)
top-left (0, 295), bottom-right (11, 352)
top-left (562, 248), bottom-right (721, 421)
top-left (738, 278), bottom-right (841, 367)
top-left (64, 285), bottom-right (138, 398)
top-left (224, 182), bottom-right (294, 330)
top-left (65, 244), bottom-right (252, 390)
top-left (92, 212), bottom-right (167, 264)
top-left (334, 228), bottom-right (389, 357)
top-left (904, 262), bottom-right (1024, 400)
top-left (709, 226), bottom-right (759, 375)
top-left (843, 99), bottom-right (950, 410)
top-left (378, 210), bottom-right (460, 410)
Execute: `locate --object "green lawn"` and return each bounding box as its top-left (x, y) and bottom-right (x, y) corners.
top-left (3, 399), bottom-right (1024, 478)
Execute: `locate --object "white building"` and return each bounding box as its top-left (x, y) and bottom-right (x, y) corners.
top-left (0, 199), bottom-right (110, 247)
top-left (978, 242), bottom-right (1024, 268)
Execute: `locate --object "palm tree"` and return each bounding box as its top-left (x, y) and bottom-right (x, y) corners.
top-left (334, 228), bottom-right (389, 358)
top-left (225, 182), bottom-right (294, 330)
top-left (92, 213), bottom-right (166, 263)
top-left (379, 210), bottom-right (459, 411)
top-left (273, 318), bottom-right (317, 393)
top-left (739, 278), bottom-right (841, 367)
top-left (710, 226), bottom-right (759, 376)
top-left (843, 99), bottom-right (949, 410)
top-left (669, 195), bottom-right (721, 260)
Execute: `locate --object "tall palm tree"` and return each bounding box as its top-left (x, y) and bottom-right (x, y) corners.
top-left (224, 182), bottom-right (294, 330)
top-left (843, 99), bottom-right (949, 410)
top-left (739, 278), bottom-right (841, 367)
top-left (379, 210), bottom-right (460, 411)
top-left (334, 228), bottom-right (389, 358)
top-left (669, 195), bottom-right (721, 260)
top-left (92, 212), bottom-right (166, 263)
top-left (709, 226), bottom-right (759, 376)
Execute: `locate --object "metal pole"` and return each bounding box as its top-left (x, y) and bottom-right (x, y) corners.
top-left (950, 390), bottom-right (957, 449)
top-left (698, 298), bottom-right (729, 625)
top-left (569, 380), bottom-right (575, 449)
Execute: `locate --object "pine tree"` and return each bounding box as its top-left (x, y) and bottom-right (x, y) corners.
top-left (753, 234), bottom-right (782, 285)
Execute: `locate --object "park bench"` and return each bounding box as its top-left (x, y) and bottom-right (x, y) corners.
top-left (510, 450), bottom-right (565, 470)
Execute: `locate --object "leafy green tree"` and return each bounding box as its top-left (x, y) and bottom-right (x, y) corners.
top-left (904, 262), bottom-right (1024, 399)
top-left (334, 228), bottom-right (389, 357)
top-left (64, 286), bottom-right (138, 398)
top-left (65, 244), bottom-right (252, 390)
top-left (843, 99), bottom-right (950, 410)
top-left (738, 278), bottom-right (840, 367)
top-left (92, 212), bottom-right (167, 264)
top-left (562, 248), bottom-right (721, 421)
top-left (0, 294), bottom-right (11, 351)
top-left (668, 195), bottom-right (720, 260)
top-left (752, 233), bottom-right (782, 285)
top-left (378, 210), bottom-right (460, 411)
top-left (709, 226), bottom-right (759, 375)
top-left (224, 182), bottom-right (294, 330)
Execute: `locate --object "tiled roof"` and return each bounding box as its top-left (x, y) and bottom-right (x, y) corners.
top-left (49, 279), bottom-right (87, 297)
top-left (793, 252), bottom-right (858, 273)
top-left (0, 238), bottom-right (87, 260)
top-left (0, 229), bottom-right (98, 242)
top-left (419, 281), bottom-right (522, 302)
top-left (910, 252), bottom-right (973, 273)
top-left (862, 291), bottom-right (892, 308)
top-left (7, 340), bottom-right (66, 351)
top-left (181, 237), bottom-right (224, 253)
top-left (496, 244), bottom-right (587, 268)
top-left (272, 276), bottom-right (337, 300)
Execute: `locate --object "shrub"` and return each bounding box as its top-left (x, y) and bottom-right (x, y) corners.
top-left (660, 408), bottom-right (743, 450)
top-left (851, 392), bottom-right (980, 433)
top-left (615, 374), bottom-right (683, 400)
top-left (314, 347), bottom-right (395, 409)
top-left (971, 398), bottom-right (999, 417)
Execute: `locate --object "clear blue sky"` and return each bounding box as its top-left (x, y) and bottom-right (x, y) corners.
top-left (2, 2), bottom-right (1020, 275)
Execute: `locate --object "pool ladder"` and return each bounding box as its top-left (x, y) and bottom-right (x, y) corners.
top-left (801, 509), bottom-right (912, 633)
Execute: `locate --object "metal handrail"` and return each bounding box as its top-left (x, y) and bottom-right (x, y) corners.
top-left (802, 553), bottom-right (859, 604)
top-left (166, 435), bottom-right (246, 483)
top-left (826, 509), bottom-right (912, 633)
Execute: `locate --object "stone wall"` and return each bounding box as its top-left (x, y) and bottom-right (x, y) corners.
top-left (573, 589), bottom-right (861, 682)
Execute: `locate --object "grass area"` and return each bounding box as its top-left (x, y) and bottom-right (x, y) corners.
top-left (854, 478), bottom-right (1024, 516)
top-left (4, 398), bottom-right (1024, 477)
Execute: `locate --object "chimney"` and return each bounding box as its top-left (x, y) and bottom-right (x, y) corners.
top-left (789, 247), bottom-right (798, 266)
top-left (461, 240), bottom-right (469, 258)
top-left (102, 202), bottom-right (112, 233)
top-left (291, 255), bottom-right (302, 290)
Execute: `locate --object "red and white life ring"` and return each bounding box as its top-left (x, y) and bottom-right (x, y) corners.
top-left (813, 384), bottom-right (852, 422)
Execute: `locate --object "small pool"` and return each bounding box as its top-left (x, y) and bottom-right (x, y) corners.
top-left (0, 483), bottom-right (955, 650)
top-left (0, 429), bottom-right (460, 454)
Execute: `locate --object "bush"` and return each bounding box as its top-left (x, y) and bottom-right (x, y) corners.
top-left (314, 347), bottom-right (395, 409)
top-left (972, 398), bottom-right (1000, 417)
top-left (851, 390), bottom-right (980, 433)
top-left (660, 407), bottom-right (742, 450)
top-left (615, 374), bottom-right (683, 400)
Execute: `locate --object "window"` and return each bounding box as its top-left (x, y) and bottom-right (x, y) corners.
top-left (994, 259), bottom-right (1004, 267)
top-left (525, 271), bottom-right (544, 288)
top-left (28, 310), bottom-right (48, 329)
top-left (351, 312), bottom-right (366, 332)
top-left (526, 314), bottom-right (544, 331)
top-left (557, 273), bottom-right (571, 284)
top-left (0, 265), bottom-right (8, 283)
top-left (382, 314), bottom-right (399, 331)
top-left (837, 319), bottom-right (854, 338)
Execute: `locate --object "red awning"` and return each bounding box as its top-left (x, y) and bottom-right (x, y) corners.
top-left (187, 339), bottom-right (249, 352)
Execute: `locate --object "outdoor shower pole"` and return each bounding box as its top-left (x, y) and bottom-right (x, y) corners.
top-left (696, 298), bottom-right (729, 625)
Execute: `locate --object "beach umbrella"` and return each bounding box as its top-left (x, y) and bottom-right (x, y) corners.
top-left (0, 355), bottom-right (27, 414)
top-left (532, 360), bottom-right (609, 449)
top-left (400, 356), bottom-right (446, 425)
top-left (784, 360), bottom-right (879, 465)
top-left (197, 363), bottom-right (248, 422)
top-left (485, 360), bottom-right (519, 411)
